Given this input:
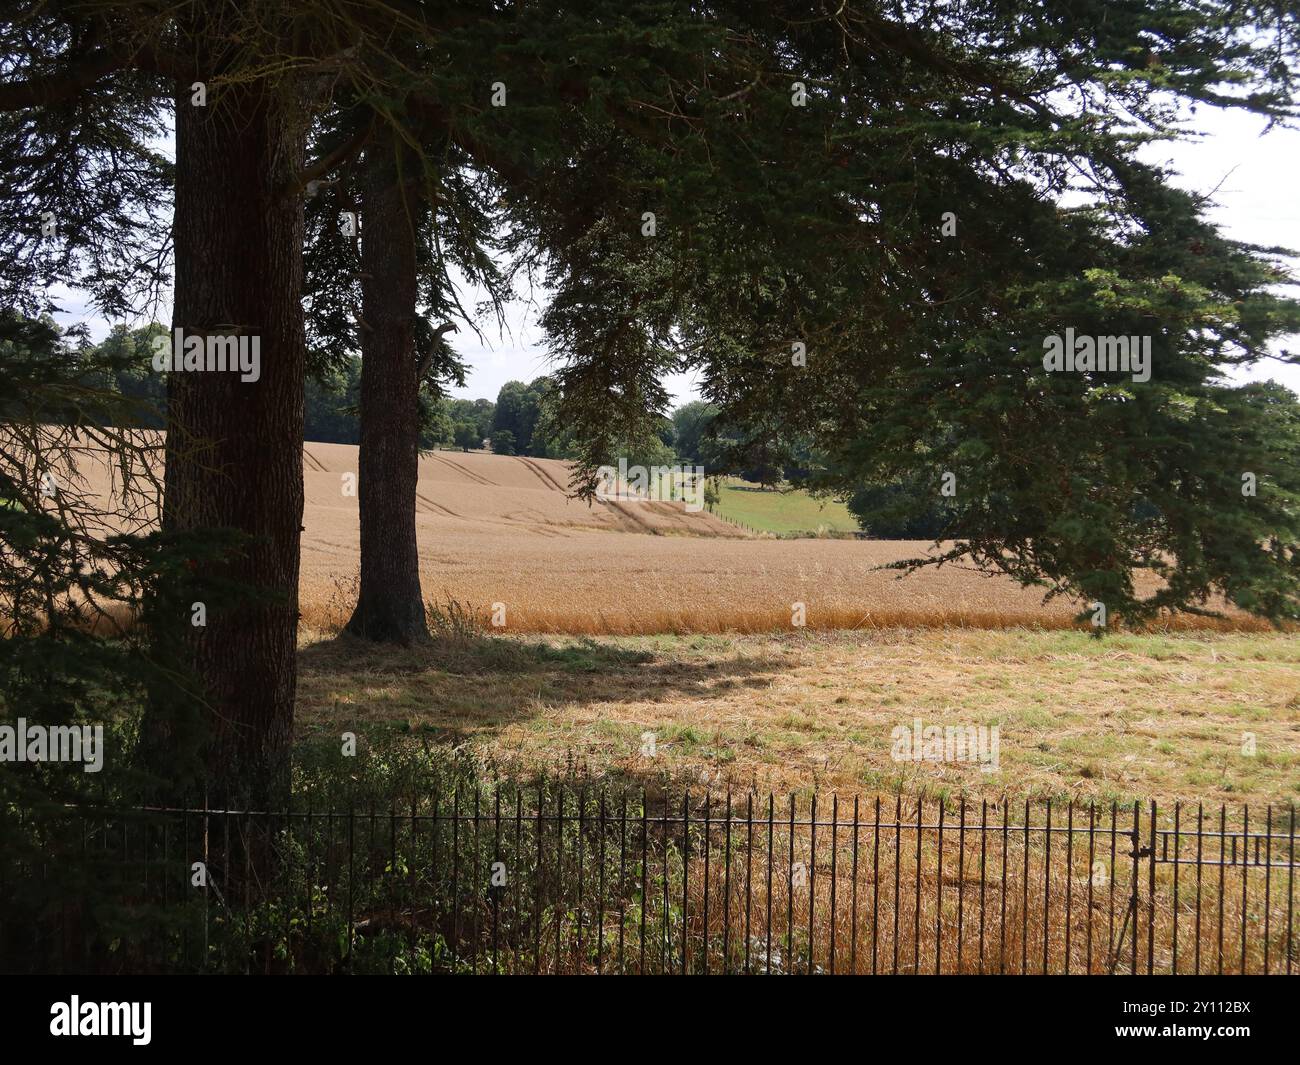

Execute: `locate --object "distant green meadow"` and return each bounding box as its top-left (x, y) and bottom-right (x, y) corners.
top-left (712, 478), bottom-right (859, 535)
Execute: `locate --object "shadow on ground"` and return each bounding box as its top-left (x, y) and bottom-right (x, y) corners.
top-left (296, 631), bottom-right (784, 754)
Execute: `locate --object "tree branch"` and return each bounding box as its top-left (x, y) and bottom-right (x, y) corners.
top-left (291, 120), bottom-right (374, 199)
top-left (0, 49), bottom-right (123, 111)
top-left (416, 322), bottom-right (458, 383)
top-left (0, 37), bottom-right (194, 112)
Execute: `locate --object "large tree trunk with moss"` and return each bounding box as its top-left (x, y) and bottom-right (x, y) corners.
top-left (143, 76), bottom-right (307, 804)
top-left (344, 138), bottom-right (430, 645)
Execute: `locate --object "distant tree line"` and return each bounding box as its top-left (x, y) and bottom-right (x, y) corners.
top-left (72, 333), bottom-right (1177, 541)
top-left (80, 330), bottom-right (865, 515)
top-left (78, 330), bottom-right (1300, 546)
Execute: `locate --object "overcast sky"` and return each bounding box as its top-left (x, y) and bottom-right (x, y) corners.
top-left (52, 104), bottom-right (1300, 408)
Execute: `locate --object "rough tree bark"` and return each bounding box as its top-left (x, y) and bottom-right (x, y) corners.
top-left (344, 137), bottom-right (431, 645)
top-left (143, 75), bottom-right (307, 803)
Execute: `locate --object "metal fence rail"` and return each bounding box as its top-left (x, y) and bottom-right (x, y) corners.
top-left (3, 791), bottom-right (1296, 974)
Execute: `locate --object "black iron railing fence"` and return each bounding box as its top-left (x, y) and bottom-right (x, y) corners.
top-left (3, 790), bottom-right (1296, 974)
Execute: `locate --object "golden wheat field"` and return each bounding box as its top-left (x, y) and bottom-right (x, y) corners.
top-left (44, 436), bottom-right (1278, 634)
top-left (299, 443), bottom-right (1269, 633)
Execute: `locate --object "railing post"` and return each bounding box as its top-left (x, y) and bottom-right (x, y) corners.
top-left (1130, 800), bottom-right (1140, 976)
top-left (346, 804), bottom-right (355, 973)
top-left (1147, 800), bottom-right (1157, 974)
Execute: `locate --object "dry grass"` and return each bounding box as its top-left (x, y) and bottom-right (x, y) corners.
top-left (345, 791), bottom-right (1286, 974)
top-left (296, 627), bottom-right (1300, 808)
top-left (635, 798), bottom-right (1289, 975)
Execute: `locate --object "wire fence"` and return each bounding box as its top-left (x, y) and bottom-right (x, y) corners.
top-left (4, 790), bottom-right (1296, 974)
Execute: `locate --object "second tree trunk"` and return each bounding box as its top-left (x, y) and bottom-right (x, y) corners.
top-left (345, 140), bottom-right (430, 644)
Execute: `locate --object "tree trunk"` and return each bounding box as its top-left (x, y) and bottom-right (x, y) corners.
top-left (344, 137), bottom-right (430, 645)
top-left (143, 76), bottom-right (306, 804)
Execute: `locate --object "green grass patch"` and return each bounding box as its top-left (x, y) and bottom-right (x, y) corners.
top-left (712, 478), bottom-right (859, 535)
